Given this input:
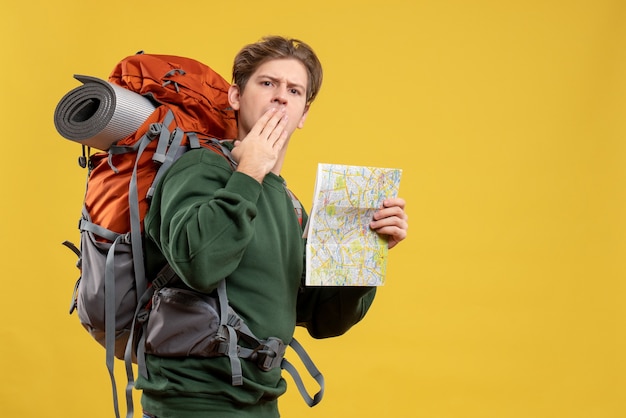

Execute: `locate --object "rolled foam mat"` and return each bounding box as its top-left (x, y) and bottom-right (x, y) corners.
top-left (54, 75), bottom-right (156, 151)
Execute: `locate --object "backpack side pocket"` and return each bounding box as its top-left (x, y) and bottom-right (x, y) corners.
top-left (145, 287), bottom-right (226, 357)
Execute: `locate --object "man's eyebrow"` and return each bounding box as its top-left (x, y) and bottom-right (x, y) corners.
top-left (257, 74), bottom-right (306, 91)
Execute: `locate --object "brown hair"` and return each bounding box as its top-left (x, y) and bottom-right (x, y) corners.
top-left (232, 36), bottom-right (323, 105)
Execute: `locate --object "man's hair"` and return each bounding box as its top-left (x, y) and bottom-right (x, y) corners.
top-left (232, 36), bottom-right (323, 105)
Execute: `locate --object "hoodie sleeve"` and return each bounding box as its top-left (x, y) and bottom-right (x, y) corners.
top-left (296, 279), bottom-right (377, 339)
top-left (144, 148), bottom-right (262, 293)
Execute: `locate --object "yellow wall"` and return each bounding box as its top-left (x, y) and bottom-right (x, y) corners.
top-left (2, 1), bottom-right (625, 417)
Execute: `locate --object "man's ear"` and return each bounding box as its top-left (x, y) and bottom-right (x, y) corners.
top-left (228, 84), bottom-right (241, 111)
top-left (297, 105), bottom-right (310, 129)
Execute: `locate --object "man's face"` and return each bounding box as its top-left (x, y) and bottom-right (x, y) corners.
top-left (229, 58), bottom-right (309, 140)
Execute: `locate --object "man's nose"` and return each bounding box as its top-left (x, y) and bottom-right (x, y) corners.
top-left (272, 85), bottom-right (288, 104)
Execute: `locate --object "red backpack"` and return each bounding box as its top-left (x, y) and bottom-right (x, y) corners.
top-left (57, 52), bottom-right (238, 418)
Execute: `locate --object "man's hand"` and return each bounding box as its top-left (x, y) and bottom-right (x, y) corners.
top-left (370, 197), bottom-right (408, 249)
top-left (232, 107), bottom-right (289, 183)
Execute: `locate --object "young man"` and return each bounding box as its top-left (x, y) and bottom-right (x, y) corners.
top-left (136, 36), bottom-right (409, 417)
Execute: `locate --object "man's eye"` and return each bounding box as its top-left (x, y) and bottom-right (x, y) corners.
top-left (290, 88), bottom-right (302, 95)
top-left (262, 81), bottom-right (273, 86)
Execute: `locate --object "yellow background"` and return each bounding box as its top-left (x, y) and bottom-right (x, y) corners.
top-left (2, 0), bottom-right (625, 417)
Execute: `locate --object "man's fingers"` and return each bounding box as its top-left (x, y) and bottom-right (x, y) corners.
top-left (259, 107), bottom-right (287, 137)
top-left (249, 107), bottom-right (277, 136)
top-left (269, 114), bottom-right (289, 146)
top-left (382, 197), bottom-right (406, 210)
top-left (272, 125), bottom-right (289, 150)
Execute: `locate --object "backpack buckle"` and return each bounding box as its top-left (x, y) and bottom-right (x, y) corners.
top-left (226, 313), bottom-right (243, 329)
top-left (256, 337), bottom-right (286, 371)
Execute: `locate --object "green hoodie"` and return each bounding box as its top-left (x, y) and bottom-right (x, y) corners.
top-left (136, 146), bottom-right (376, 418)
